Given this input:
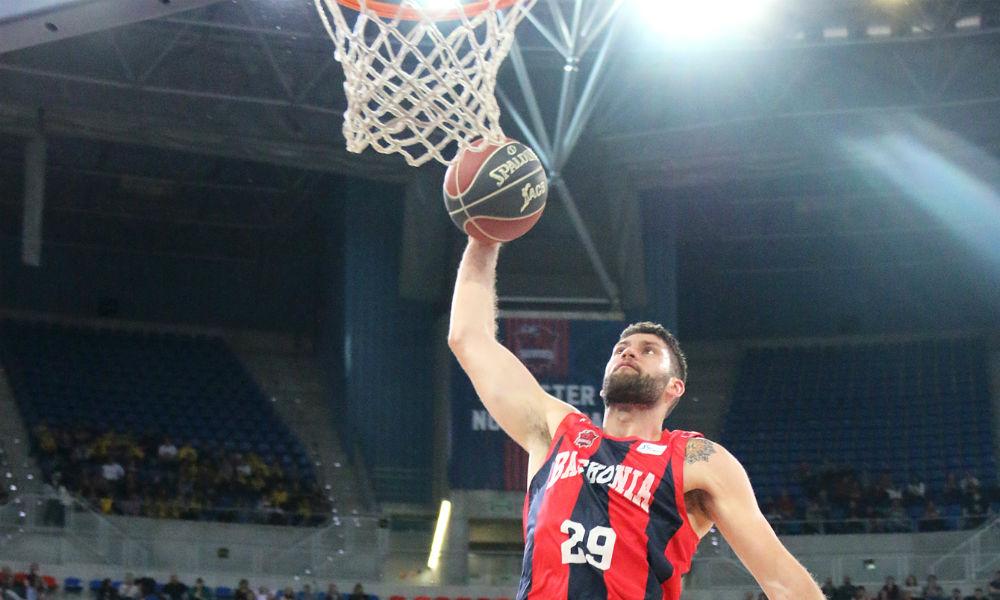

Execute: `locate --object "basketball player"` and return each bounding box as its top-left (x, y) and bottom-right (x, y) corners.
top-left (448, 238), bottom-right (823, 600)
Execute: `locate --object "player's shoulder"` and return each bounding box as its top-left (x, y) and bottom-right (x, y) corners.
top-left (683, 436), bottom-right (720, 465)
top-left (681, 436), bottom-right (746, 491)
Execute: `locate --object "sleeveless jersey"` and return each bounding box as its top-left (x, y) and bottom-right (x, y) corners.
top-left (517, 413), bottom-right (703, 600)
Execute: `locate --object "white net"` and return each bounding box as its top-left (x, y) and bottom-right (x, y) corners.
top-left (314, 0), bottom-right (537, 167)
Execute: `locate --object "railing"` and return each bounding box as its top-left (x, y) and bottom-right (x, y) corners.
top-left (927, 516), bottom-right (1000, 581)
top-left (764, 514), bottom-right (994, 536)
top-left (0, 492), bottom-right (388, 580)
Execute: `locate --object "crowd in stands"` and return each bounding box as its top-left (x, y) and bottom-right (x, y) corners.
top-left (28, 422), bottom-right (331, 526)
top-left (743, 571), bottom-right (1000, 600)
top-left (1, 564), bottom-right (58, 600)
top-left (757, 460), bottom-right (997, 534)
top-left (2, 566), bottom-right (374, 600)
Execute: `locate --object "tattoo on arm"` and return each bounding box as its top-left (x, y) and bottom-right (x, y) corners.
top-left (685, 438), bottom-right (717, 464)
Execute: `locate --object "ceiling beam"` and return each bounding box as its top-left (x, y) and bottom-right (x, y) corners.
top-left (0, 0), bottom-right (227, 54)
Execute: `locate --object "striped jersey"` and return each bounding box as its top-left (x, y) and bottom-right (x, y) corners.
top-left (517, 413), bottom-right (703, 600)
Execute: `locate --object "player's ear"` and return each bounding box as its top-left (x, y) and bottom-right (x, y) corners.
top-left (668, 377), bottom-right (684, 398)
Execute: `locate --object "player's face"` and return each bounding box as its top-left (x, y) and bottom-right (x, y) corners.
top-left (601, 333), bottom-right (674, 406)
top-left (605, 333), bottom-right (673, 378)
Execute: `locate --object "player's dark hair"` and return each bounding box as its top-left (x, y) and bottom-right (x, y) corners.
top-left (619, 321), bottom-right (688, 383)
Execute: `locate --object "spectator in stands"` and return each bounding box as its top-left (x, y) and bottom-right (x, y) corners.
top-left (2, 566), bottom-right (25, 600)
top-left (941, 473), bottom-right (962, 507)
top-left (190, 579), bottom-right (210, 600)
top-left (41, 473), bottom-right (67, 526)
top-left (162, 575), bottom-right (188, 600)
top-left (951, 590), bottom-right (964, 600)
top-left (24, 578), bottom-right (46, 600)
top-left (960, 471), bottom-right (981, 494)
top-left (843, 500), bottom-right (867, 534)
top-left (299, 585), bottom-right (313, 600)
top-left (884, 474), bottom-right (903, 505)
top-left (178, 442), bottom-right (197, 464)
top-left (279, 589), bottom-right (294, 600)
top-left (919, 501), bottom-right (946, 532)
top-left (96, 579), bottom-right (119, 600)
top-left (24, 564), bottom-right (43, 591)
top-left (254, 586), bottom-right (272, 600)
top-left (804, 500), bottom-right (827, 534)
top-left (135, 576), bottom-right (157, 599)
top-left (347, 585), bottom-right (365, 600)
top-left (923, 575), bottom-right (946, 600)
top-left (965, 587), bottom-right (986, 600)
top-left (324, 583), bottom-right (339, 600)
top-left (233, 581), bottom-right (252, 600)
top-left (836, 576), bottom-right (857, 600)
top-left (855, 586), bottom-right (873, 600)
top-left (118, 574), bottom-right (140, 600)
top-left (880, 576), bottom-right (902, 600)
top-left (101, 454), bottom-right (125, 492)
top-left (988, 570), bottom-right (1000, 600)
top-left (905, 475), bottom-right (927, 509)
top-left (885, 499), bottom-right (913, 533)
top-left (963, 486), bottom-right (991, 528)
top-left (822, 577), bottom-right (837, 600)
top-left (902, 575), bottom-right (922, 599)
top-left (158, 438), bottom-right (179, 463)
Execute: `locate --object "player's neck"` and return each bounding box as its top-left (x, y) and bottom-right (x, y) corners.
top-left (601, 405), bottom-right (666, 440)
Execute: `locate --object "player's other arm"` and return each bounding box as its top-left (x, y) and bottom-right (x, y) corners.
top-left (688, 439), bottom-right (823, 600)
top-left (447, 238), bottom-right (575, 453)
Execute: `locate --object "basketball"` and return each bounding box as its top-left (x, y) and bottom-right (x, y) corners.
top-left (443, 138), bottom-right (548, 243)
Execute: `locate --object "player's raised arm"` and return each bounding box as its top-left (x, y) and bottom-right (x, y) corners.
top-left (447, 238), bottom-right (575, 455)
top-left (685, 438), bottom-right (824, 600)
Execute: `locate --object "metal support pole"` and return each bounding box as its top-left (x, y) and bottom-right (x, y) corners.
top-left (502, 1), bottom-right (628, 307)
top-left (551, 174), bottom-right (621, 310)
top-left (21, 111), bottom-right (45, 267)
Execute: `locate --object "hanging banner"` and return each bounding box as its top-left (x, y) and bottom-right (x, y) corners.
top-left (449, 318), bottom-right (625, 490)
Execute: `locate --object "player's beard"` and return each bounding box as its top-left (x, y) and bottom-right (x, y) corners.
top-left (602, 370), bottom-right (669, 407)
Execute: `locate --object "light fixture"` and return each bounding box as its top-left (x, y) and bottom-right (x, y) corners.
top-left (427, 499), bottom-right (452, 570)
top-left (634, 0), bottom-right (774, 42)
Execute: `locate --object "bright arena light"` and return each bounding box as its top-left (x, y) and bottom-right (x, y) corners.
top-left (634, 0), bottom-right (774, 41)
top-left (427, 499), bottom-right (452, 570)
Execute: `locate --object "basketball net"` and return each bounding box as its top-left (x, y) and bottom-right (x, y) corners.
top-left (314, 0), bottom-right (537, 167)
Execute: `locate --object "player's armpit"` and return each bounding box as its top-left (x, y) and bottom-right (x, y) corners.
top-left (686, 439), bottom-right (824, 600)
top-left (450, 333), bottom-right (575, 454)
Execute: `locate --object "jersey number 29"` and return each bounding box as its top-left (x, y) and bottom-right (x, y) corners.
top-left (560, 519), bottom-right (617, 570)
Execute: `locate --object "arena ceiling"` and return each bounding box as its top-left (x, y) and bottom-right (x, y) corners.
top-left (1, 0), bottom-right (1000, 334)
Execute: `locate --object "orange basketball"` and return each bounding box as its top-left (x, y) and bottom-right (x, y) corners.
top-left (443, 138), bottom-right (547, 243)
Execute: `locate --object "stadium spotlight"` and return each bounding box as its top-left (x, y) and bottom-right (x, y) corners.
top-left (427, 499), bottom-right (452, 570)
top-left (634, 0), bottom-right (774, 41)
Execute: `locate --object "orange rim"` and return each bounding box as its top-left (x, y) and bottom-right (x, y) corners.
top-left (334, 0), bottom-right (521, 21)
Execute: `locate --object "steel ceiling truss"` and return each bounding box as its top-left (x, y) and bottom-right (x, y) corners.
top-left (0, 0), bottom-right (406, 181)
top-left (499, 0), bottom-right (629, 310)
top-left (0, 0), bottom-right (227, 54)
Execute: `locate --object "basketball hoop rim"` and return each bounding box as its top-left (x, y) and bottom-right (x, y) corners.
top-left (334, 0), bottom-right (522, 21)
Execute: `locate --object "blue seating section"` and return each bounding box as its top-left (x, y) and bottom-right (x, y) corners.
top-left (723, 338), bottom-right (995, 499)
top-left (0, 319), bottom-right (314, 481)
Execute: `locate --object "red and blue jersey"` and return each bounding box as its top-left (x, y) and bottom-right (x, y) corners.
top-left (517, 413), bottom-right (703, 600)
